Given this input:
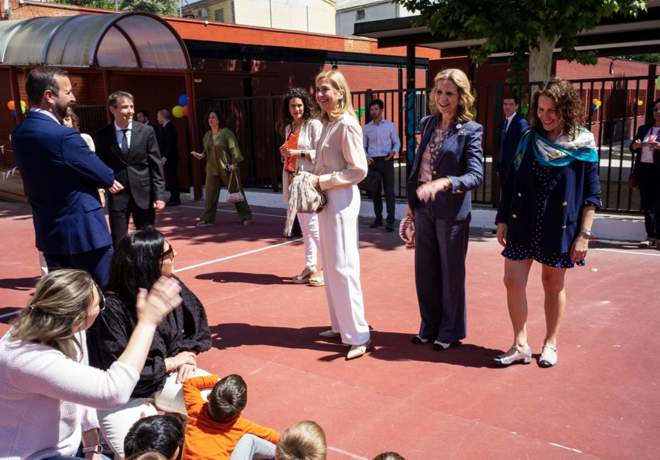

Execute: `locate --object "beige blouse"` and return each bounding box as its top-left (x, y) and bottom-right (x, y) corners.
top-left (313, 113), bottom-right (368, 190)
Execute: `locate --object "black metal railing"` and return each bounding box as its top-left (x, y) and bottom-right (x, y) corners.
top-left (197, 74), bottom-right (659, 213)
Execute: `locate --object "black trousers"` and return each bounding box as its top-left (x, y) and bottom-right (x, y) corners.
top-left (414, 202), bottom-right (470, 343)
top-left (109, 195), bottom-right (155, 247)
top-left (165, 160), bottom-right (180, 202)
top-left (44, 245), bottom-right (113, 288)
top-left (370, 157), bottom-right (396, 225)
top-left (637, 163), bottom-right (659, 239)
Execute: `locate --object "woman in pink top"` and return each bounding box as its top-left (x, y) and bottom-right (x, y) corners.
top-left (308, 70), bottom-right (370, 360)
top-left (0, 269), bottom-right (182, 460)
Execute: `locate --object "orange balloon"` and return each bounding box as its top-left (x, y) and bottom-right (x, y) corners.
top-left (6, 100), bottom-right (15, 111)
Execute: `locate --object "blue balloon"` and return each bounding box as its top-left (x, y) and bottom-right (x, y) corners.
top-left (178, 95), bottom-right (188, 106)
top-left (9, 110), bottom-right (16, 118)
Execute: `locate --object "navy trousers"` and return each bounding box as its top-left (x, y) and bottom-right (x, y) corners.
top-left (413, 202), bottom-right (470, 343)
top-left (44, 245), bottom-right (113, 288)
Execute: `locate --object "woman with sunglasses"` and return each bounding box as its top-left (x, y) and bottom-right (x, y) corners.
top-left (86, 227), bottom-right (212, 457)
top-left (0, 268), bottom-right (183, 460)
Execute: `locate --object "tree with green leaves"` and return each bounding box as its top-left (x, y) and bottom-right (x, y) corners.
top-left (121, 0), bottom-right (178, 15)
top-left (53, 0), bottom-right (179, 16)
top-left (53, 0), bottom-right (115, 8)
top-left (399, 0), bottom-right (647, 83)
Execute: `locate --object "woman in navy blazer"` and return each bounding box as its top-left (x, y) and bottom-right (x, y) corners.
top-left (495, 79), bottom-right (601, 368)
top-left (406, 68), bottom-right (484, 351)
top-left (629, 98), bottom-right (660, 248)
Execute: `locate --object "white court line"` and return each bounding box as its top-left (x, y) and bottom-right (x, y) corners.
top-left (593, 248), bottom-right (660, 257)
top-left (327, 446), bottom-right (368, 460)
top-left (548, 442), bottom-right (583, 454)
top-left (175, 238), bottom-right (302, 273)
top-left (0, 310), bottom-right (19, 319)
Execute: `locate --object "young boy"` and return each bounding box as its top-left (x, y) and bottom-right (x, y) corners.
top-left (275, 421), bottom-right (326, 460)
top-left (182, 374), bottom-right (280, 459)
top-left (124, 415), bottom-right (183, 460)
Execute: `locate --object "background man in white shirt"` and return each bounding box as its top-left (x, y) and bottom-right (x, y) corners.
top-left (363, 99), bottom-right (401, 231)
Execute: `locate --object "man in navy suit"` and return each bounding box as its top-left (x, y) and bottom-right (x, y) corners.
top-left (12, 67), bottom-right (123, 286)
top-left (497, 95), bottom-right (529, 187)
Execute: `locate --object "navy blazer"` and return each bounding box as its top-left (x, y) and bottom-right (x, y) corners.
top-left (12, 111), bottom-right (114, 255)
top-left (495, 130), bottom-right (601, 253)
top-left (407, 116), bottom-right (484, 220)
top-left (95, 122), bottom-right (165, 211)
top-left (498, 113), bottom-right (529, 182)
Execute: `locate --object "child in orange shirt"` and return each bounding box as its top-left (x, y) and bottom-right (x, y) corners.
top-left (182, 374), bottom-right (280, 460)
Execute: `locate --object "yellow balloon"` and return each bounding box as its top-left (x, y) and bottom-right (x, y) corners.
top-left (172, 105), bottom-right (184, 118)
top-left (20, 100), bottom-right (27, 113)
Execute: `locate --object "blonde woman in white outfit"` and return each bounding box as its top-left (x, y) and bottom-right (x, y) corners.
top-left (279, 88), bottom-right (324, 286)
top-left (309, 70), bottom-right (371, 360)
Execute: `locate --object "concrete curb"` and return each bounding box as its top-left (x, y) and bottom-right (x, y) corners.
top-left (223, 189), bottom-right (646, 243)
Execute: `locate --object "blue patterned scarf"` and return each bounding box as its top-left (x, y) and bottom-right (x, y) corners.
top-left (514, 128), bottom-right (599, 171)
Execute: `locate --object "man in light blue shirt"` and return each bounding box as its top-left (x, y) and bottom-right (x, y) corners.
top-left (363, 99), bottom-right (401, 231)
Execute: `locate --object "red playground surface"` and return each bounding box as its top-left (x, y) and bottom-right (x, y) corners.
top-left (1, 200), bottom-right (659, 460)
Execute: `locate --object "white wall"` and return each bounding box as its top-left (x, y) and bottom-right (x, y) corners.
top-left (234, 0), bottom-right (336, 34)
top-left (336, 1), bottom-right (416, 37)
top-left (336, 1), bottom-right (397, 36)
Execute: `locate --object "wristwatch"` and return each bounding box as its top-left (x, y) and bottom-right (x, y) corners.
top-left (82, 445), bottom-right (103, 454)
top-left (579, 228), bottom-right (593, 239)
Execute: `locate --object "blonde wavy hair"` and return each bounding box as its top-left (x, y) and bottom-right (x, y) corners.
top-left (315, 70), bottom-right (356, 123)
top-left (429, 68), bottom-right (475, 123)
top-left (10, 269), bottom-right (97, 360)
top-left (276, 420), bottom-right (327, 460)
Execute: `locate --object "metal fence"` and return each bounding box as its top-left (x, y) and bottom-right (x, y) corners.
top-left (196, 74), bottom-right (659, 213)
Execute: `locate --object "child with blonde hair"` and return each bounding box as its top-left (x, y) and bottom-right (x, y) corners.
top-left (275, 421), bottom-right (327, 460)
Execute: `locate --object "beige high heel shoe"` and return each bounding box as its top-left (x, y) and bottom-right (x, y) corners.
top-left (346, 341), bottom-right (371, 360)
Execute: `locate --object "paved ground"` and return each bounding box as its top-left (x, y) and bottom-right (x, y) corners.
top-left (1, 199), bottom-right (659, 460)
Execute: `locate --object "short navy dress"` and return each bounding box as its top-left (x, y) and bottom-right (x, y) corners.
top-left (502, 158), bottom-right (585, 269)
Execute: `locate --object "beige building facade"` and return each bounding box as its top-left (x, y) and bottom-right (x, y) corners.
top-left (183, 0), bottom-right (336, 34)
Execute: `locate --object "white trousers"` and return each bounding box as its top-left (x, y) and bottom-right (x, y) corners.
top-left (97, 369), bottom-right (210, 457)
top-left (298, 212), bottom-right (321, 269)
top-left (317, 185), bottom-right (370, 346)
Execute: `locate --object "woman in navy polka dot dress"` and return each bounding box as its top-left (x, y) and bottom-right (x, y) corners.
top-left (494, 79), bottom-right (601, 368)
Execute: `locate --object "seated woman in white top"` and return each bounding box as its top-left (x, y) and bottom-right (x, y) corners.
top-left (0, 269), bottom-right (182, 460)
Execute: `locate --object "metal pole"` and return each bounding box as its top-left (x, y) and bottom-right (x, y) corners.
top-left (10, 67), bottom-right (23, 125)
top-left (185, 71), bottom-right (202, 199)
top-left (405, 45), bottom-right (416, 165)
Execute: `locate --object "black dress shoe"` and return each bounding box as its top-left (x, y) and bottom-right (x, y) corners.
top-left (432, 340), bottom-right (461, 351)
top-left (370, 220), bottom-right (383, 228)
top-left (411, 335), bottom-right (430, 345)
top-left (385, 224), bottom-right (394, 232)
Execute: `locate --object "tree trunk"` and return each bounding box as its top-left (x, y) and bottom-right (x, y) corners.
top-left (528, 34), bottom-right (558, 84)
